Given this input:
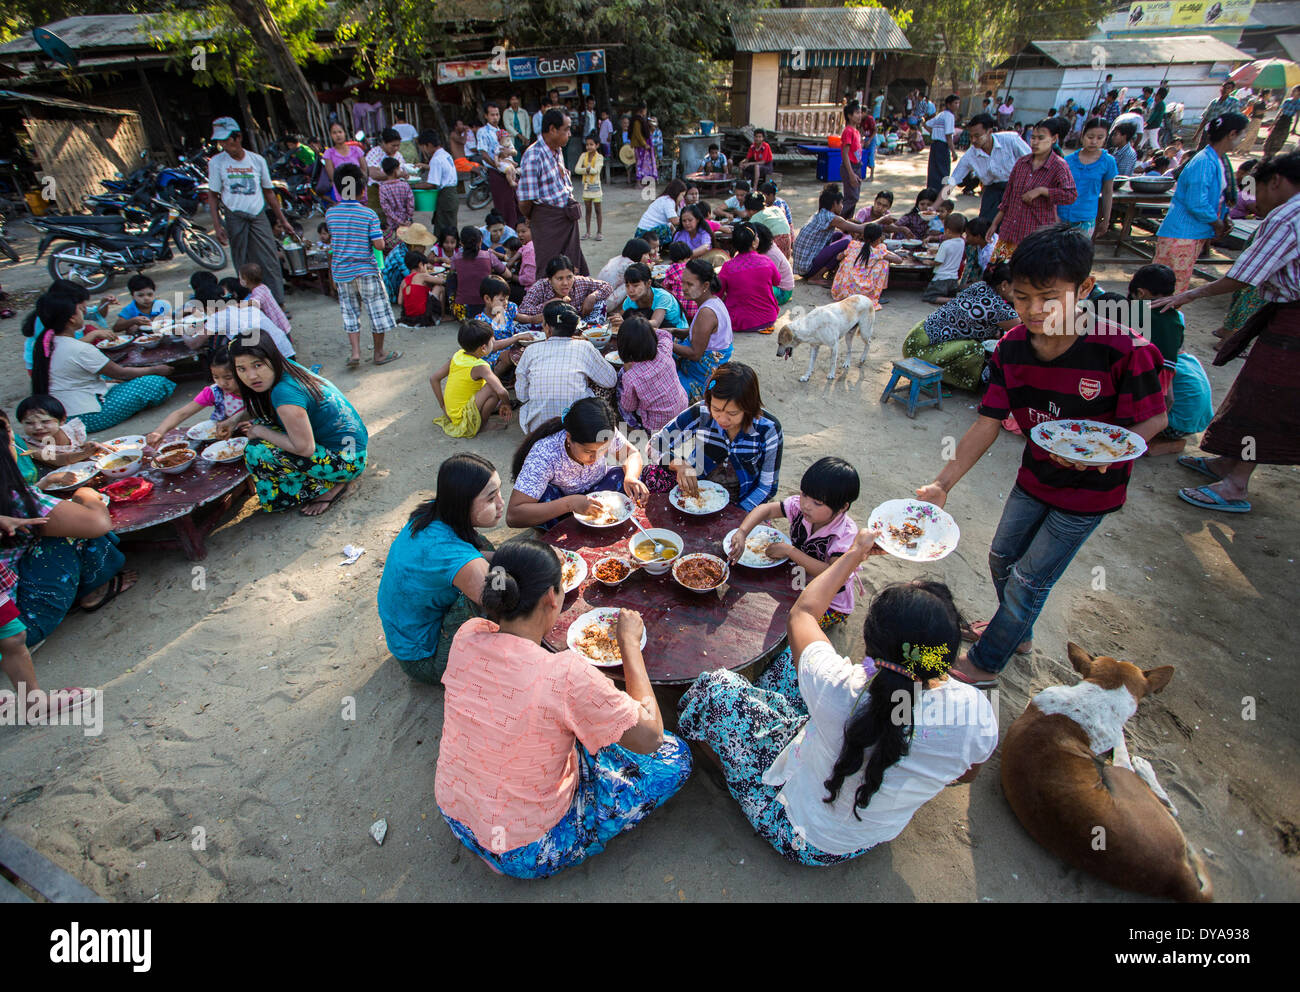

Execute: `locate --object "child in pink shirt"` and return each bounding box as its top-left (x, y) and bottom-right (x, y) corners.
top-left (728, 456), bottom-right (862, 639)
top-left (239, 262), bottom-right (292, 340)
top-left (616, 316), bottom-right (689, 433)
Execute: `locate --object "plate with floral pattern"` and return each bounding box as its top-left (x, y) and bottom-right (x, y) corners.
top-left (1030, 419), bottom-right (1146, 465)
top-left (867, 499), bottom-right (960, 562)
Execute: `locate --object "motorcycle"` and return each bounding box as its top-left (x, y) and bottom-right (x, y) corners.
top-left (155, 156), bottom-right (208, 217)
top-left (465, 155), bottom-right (493, 211)
top-left (32, 197), bottom-right (226, 292)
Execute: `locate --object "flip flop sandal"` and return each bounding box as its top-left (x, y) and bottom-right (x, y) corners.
top-left (949, 668), bottom-right (999, 690)
top-left (1178, 485), bottom-right (1250, 514)
top-left (595, 234), bottom-right (604, 241)
top-left (1176, 455), bottom-right (1223, 481)
top-left (959, 618), bottom-right (1030, 654)
top-left (81, 574), bottom-right (127, 613)
top-left (0, 309), bottom-right (15, 319)
top-left (298, 484), bottom-right (353, 517)
top-left (346, 357), bottom-right (361, 368)
top-left (373, 351), bottom-right (403, 366)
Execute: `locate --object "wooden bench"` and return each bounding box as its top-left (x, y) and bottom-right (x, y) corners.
top-left (0, 830), bottom-right (104, 903)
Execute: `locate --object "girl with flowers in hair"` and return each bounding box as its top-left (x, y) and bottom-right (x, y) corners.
top-left (677, 534), bottom-right (999, 865)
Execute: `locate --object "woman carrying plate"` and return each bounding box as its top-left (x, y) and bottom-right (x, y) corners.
top-left (1, 412), bottom-right (134, 665)
top-left (900, 262), bottom-right (1020, 391)
top-left (506, 397), bottom-right (647, 530)
top-left (650, 362), bottom-right (782, 511)
top-left (677, 543), bottom-right (997, 867)
top-left (377, 453), bottom-right (502, 685)
top-left (436, 539), bottom-right (690, 879)
top-left (229, 335), bottom-right (368, 517)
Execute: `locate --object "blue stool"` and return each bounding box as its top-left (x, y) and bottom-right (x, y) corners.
top-left (880, 358), bottom-right (944, 418)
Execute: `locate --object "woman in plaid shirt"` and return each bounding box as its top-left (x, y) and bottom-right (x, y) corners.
top-left (650, 362), bottom-right (783, 511)
top-left (988, 121), bottom-right (1076, 263)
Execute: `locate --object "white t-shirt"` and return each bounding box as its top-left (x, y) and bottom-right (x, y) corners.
top-left (763, 641), bottom-right (999, 855)
top-left (637, 195), bottom-right (679, 232)
top-left (928, 109), bottom-right (956, 144)
top-left (206, 305), bottom-right (296, 359)
top-left (48, 336), bottom-right (111, 418)
top-left (933, 237), bottom-right (965, 280)
top-left (207, 150), bottom-right (273, 217)
top-left (393, 122), bottom-right (418, 141)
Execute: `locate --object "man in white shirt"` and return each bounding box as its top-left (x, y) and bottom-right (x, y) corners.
top-left (206, 116), bottom-right (291, 305)
top-left (418, 129), bottom-right (459, 234)
top-left (392, 112), bottom-right (418, 161)
top-left (940, 112), bottom-right (1031, 221)
top-left (191, 301), bottom-right (296, 360)
top-left (924, 94), bottom-right (960, 190)
top-left (503, 94), bottom-right (531, 158)
top-left (531, 101), bottom-right (549, 143)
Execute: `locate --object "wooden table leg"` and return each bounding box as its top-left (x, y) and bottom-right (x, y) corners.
top-left (173, 514), bottom-right (207, 561)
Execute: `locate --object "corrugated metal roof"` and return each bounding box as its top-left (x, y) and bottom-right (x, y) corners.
top-left (999, 35), bottom-right (1250, 68)
top-left (730, 7), bottom-right (910, 54)
top-left (1278, 33), bottom-right (1300, 60)
top-left (1249, 2), bottom-right (1300, 27)
top-left (0, 88), bottom-right (135, 116)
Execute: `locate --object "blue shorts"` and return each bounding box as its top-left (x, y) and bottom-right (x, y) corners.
top-left (862, 136), bottom-right (876, 169)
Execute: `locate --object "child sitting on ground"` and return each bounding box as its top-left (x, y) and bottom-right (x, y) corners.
top-left (701, 143), bottom-right (729, 175)
top-left (113, 274), bottom-right (172, 333)
top-left (925, 199), bottom-right (956, 244)
top-left (716, 179), bottom-right (751, 220)
top-left (399, 251), bottom-right (447, 327)
top-left (957, 217), bottom-right (994, 290)
top-left (480, 212), bottom-right (517, 257)
top-left (17, 394), bottom-right (107, 466)
top-left (831, 223), bottom-right (902, 306)
top-left (239, 262), bottom-right (292, 339)
top-left (728, 456), bottom-right (863, 655)
top-left (1127, 263), bottom-right (1208, 456)
top-left (511, 219), bottom-right (536, 288)
top-left (922, 212), bottom-right (968, 304)
top-left (595, 237), bottom-right (654, 311)
top-left (430, 228), bottom-right (459, 261)
top-left (615, 315), bottom-right (688, 434)
top-left (479, 275), bottom-right (529, 374)
top-left (431, 319), bottom-right (512, 438)
top-left (145, 343), bottom-right (247, 446)
top-left (660, 241), bottom-right (699, 324)
top-left (315, 221), bottom-right (331, 250)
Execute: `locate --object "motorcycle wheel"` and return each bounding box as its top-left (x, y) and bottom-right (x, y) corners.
top-left (175, 225), bottom-right (227, 269)
top-left (0, 236), bottom-right (18, 263)
top-left (466, 181), bottom-right (493, 210)
top-left (48, 241), bottom-right (111, 292)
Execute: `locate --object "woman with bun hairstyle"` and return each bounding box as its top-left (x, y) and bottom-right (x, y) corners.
top-left (435, 538), bottom-right (692, 878)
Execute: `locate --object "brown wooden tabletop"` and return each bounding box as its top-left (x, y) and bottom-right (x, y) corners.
top-left (115, 339), bottom-right (206, 379)
top-left (541, 493), bottom-right (800, 684)
top-left (101, 431), bottom-right (252, 559)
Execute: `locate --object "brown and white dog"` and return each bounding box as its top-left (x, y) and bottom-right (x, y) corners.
top-left (775, 294), bottom-right (876, 382)
top-left (1000, 642), bottom-right (1212, 902)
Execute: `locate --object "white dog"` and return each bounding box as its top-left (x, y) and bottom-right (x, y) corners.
top-left (775, 295), bottom-right (876, 382)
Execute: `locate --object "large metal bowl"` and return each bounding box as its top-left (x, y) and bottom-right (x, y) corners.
top-left (1129, 175), bottom-right (1175, 195)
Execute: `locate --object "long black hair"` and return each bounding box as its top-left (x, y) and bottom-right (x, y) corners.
top-left (0, 411), bottom-right (40, 541)
top-left (22, 279), bottom-right (90, 345)
top-left (29, 293), bottom-right (82, 397)
top-left (408, 452), bottom-right (496, 547)
top-left (511, 397), bottom-right (613, 479)
top-left (543, 300), bottom-right (580, 337)
top-left (731, 221), bottom-right (757, 254)
top-left (460, 225), bottom-right (482, 260)
top-left (823, 581), bottom-right (963, 815)
top-left (684, 257), bottom-right (720, 295)
top-left (481, 538), bottom-right (562, 622)
top-left (907, 187), bottom-right (939, 216)
top-left (228, 333), bottom-right (322, 421)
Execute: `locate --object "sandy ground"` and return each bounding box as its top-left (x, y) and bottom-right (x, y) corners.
top-left (0, 151), bottom-right (1296, 903)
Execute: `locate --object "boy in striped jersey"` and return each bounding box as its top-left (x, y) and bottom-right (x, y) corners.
top-left (915, 223), bottom-right (1167, 687)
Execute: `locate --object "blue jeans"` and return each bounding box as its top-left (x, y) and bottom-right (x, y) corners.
top-left (968, 485), bottom-right (1103, 674)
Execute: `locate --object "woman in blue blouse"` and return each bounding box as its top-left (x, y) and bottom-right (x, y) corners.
top-left (1153, 112), bottom-right (1248, 292)
top-left (650, 362), bottom-right (782, 511)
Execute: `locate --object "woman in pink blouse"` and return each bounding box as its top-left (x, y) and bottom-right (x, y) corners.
top-left (718, 222), bottom-right (781, 333)
top-left (436, 539), bottom-right (691, 878)
top-left (321, 122), bottom-right (366, 202)
top-left (988, 120), bottom-right (1077, 262)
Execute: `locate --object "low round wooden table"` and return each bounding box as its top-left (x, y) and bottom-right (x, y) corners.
top-left (102, 432), bottom-right (254, 561)
top-left (115, 340), bottom-right (206, 380)
top-left (541, 493), bottom-right (801, 723)
top-left (888, 257), bottom-right (936, 289)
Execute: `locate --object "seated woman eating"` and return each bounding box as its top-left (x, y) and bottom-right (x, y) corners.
top-left (506, 397), bottom-right (648, 529)
top-left (1, 410), bottom-right (133, 652)
top-left (377, 453), bottom-right (502, 685)
top-left (517, 255), bottom-right (613, 325)
top-left (672, 204), bottom-right (714, 260)
top-left (901, 261), bottom-right (1019, 392)
top-left (595, 238), bottom-right (653, 311)
top-left (674, 258), bottom-right (734, 403)
top-left (229, 335), bottom-right (368, 516)
top-left (612, 263), bottom-right (688, 330)
top-left (30, 293), bottom-right (175, 434)
top-left (651, 361), bottom-right (782, 511)
top-left (719, 222), bottom-right (781, 333)
top-left (435, 539), bottom-right (692, 879)
top-left (678, 544), bottom-right (998, 865)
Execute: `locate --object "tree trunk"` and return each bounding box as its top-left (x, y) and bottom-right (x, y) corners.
top-left (422, 80), bottom-right (452, 141)
top-left (225, 0), bottom-right (327, 138)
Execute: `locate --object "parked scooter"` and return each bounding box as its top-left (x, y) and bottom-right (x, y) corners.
top-left (32, 196), bottom-right (226, 292)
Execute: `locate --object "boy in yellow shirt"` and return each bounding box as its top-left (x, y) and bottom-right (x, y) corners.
top-left (431, 320), bottom-right (512, 437)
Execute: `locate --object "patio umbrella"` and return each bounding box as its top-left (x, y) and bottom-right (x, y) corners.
top-left (1229, 59), bottom-right (1300, 92)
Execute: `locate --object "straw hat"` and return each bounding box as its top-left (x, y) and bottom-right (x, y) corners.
top-left (398, 222), bottom-right (436, 247)
top-left (618, 144), bottom-right (636, 166)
